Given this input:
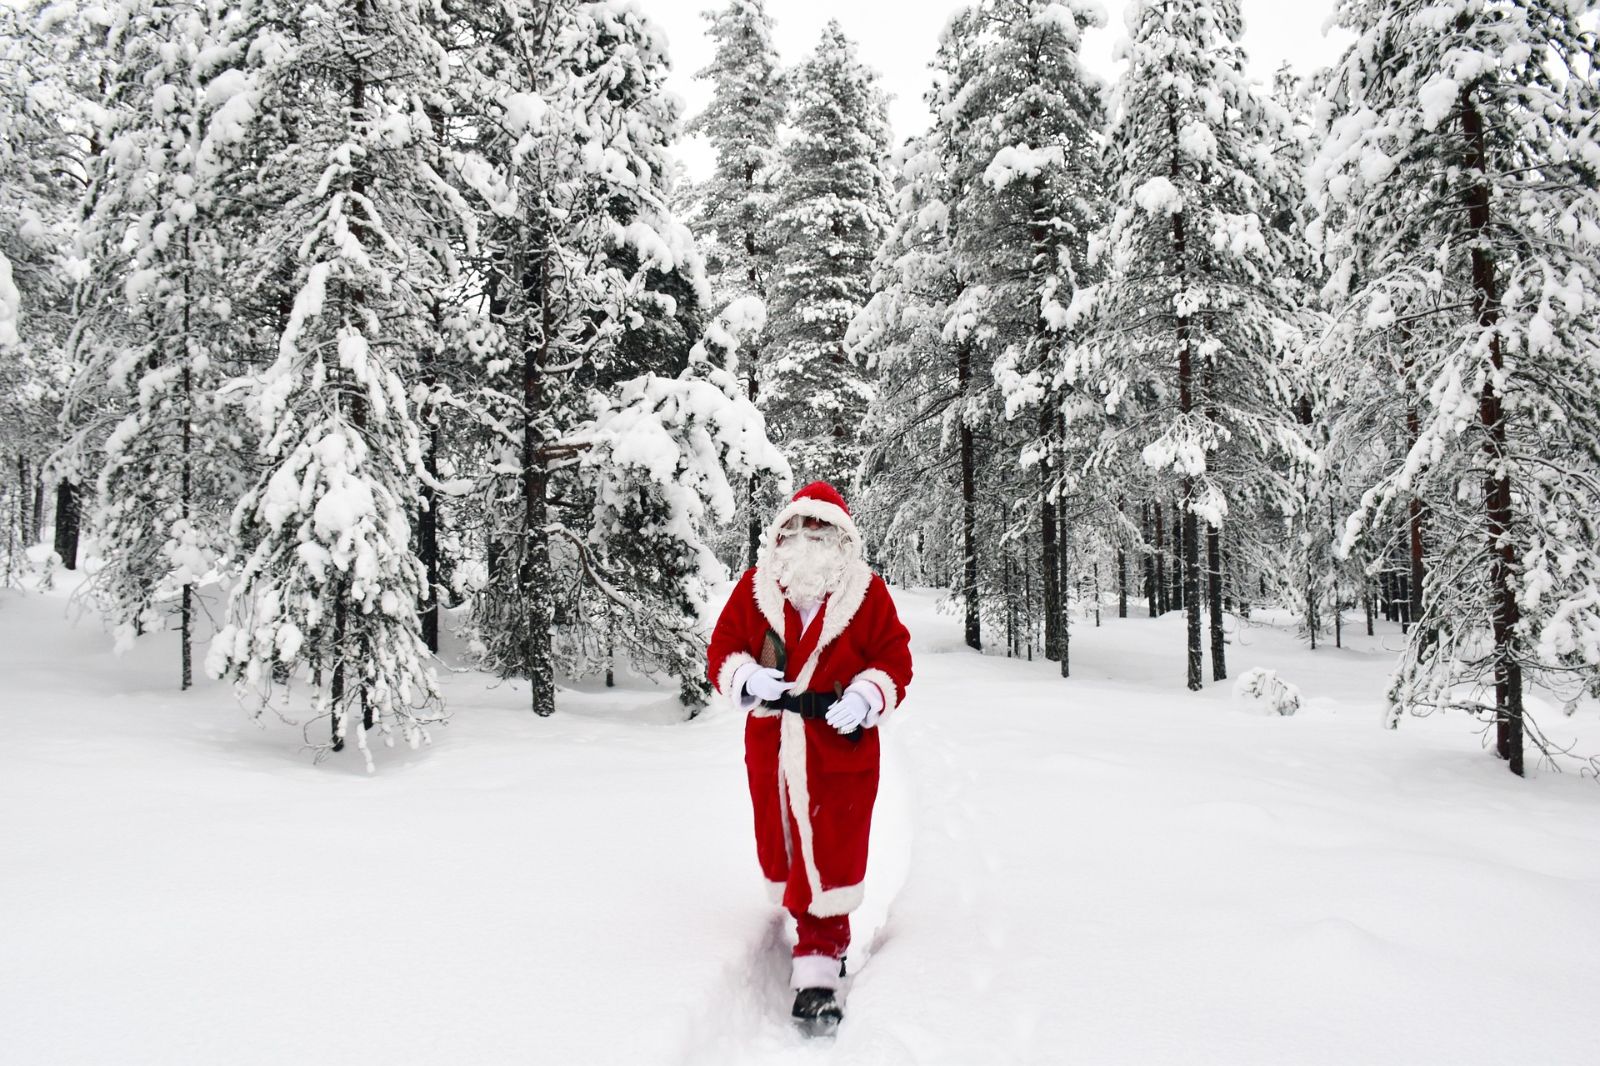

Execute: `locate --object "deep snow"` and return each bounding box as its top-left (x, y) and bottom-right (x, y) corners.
top-left (3, 575), bottom-right (1598, 1065)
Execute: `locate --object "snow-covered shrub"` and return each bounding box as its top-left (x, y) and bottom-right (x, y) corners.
top-left (1233, 667), bottom-right (1301, 716)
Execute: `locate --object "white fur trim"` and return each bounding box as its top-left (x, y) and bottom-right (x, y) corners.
top-left (808, 883), bottom-right (865, 918)
top-left (790, 953), bottom-right (844, 992)
top-left (780, 709), bottom-right (825, 910)
top-left (716, 651), bottom-right (756, 699)
top-left (753, 560), bottom-right (786, 634)
top-left (851, 668), bottom-right (899, 718)
top-left (765, 879), bottom-right (786, 905)
top-left (778, 710), bottom-right (867, 919)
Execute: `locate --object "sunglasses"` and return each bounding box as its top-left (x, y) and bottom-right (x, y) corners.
top-left (779, 515), bottom-right (835, 536)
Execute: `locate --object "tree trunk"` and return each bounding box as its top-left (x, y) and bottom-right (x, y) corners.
top-left (1142, 503), bottom-right (1155, 616)
top-left (16, 455), bottom-right (29, 544)
top-left (1407, 456), bottom-right (1427, 643)
top-left (1003, 552), bottom-right (1012, 657)
top-left (1057, 495), bottom-right (1070, 678)
top-left (1182, 504), bottom-right (1201, 690)
top-left (524, 248), bottom-right (556, 718)
top-left (1460, 77), bottom-right (1522, 776)
top-left (1207, 523), bottom-right (1224, 680)
top-left (745, 344), bottom-right (761, 569)
top-left (1041, 477), bottom-right (1061, 660)
top-left (1170, 497), bottom-right (1186, 612)
top-left (1153, 502), bottom-right (1166, 615)
top-left (180, 359), bottom-right (194, 691)
top-left (419, 417), bottom-right (441, 654)
top-left (1094, 561), bottom-right (1102, 627)
top-left (1023, 548), bottom-right (1033, 661)
top-left (1117, 549), bottom-right (1127, 619)
top-left (30, 469), bottom-right (44, 544)
top-left (330, 587), bottom-right (348, 752)
top-left (53, 478), bottom-right (80, 570)
top-left (1172, 157), bottom-right (1201, 689)
top-left (958, 339), bottom-right (980, 651)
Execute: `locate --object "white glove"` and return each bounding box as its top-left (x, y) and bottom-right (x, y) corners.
top-left (743, 666), bottom-right (795, 703)
top-left (825, 690), bottom-right (871, 734)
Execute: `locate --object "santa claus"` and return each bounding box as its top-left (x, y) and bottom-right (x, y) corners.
top-left (707, 481), bottom-right (914, 1032)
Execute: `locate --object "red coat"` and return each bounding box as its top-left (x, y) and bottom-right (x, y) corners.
top-left (708, 559), bottom-right (913, 917)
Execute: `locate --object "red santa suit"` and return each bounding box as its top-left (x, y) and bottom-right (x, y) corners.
top-left (707, 482), bottom-right (913, 984)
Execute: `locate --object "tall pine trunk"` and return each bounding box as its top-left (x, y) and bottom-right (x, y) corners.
top-left (178, 254), bottom-right (194, 691)
top-left (1057, 483), bottom-right (1070, 678)
top-left (1207, 523), bottom-right (1224, 680)
top-left (30, 469), bottom-right (44, 545)
top-left (53, 479), bottom-right (79, 570)
top-left (744, 156), bottom-right (764, 571)
top-left (1117, 548), bottom-right (1127, 618)
top-left (958, 340), bottom-right (980, 651)
top-left (1406, 394), bottom-right (1428, 643)
top-left (1153, 502), bottom-right (1166, 615)
top-left (419, 417), bottom-right (441, 654)
top-left (179, 360), bottom-right (193, 691)
top-left (523, 247), bottom-right (556, 718)
top-left (1040, 451), bottom-right (1061, 660)
top-left (16, 456), bottom-right (30, 545)
top-left (1460, 78), bottom-right (1522, 776)
top-left (1142, 502), bottom-right (1156, 617)
top-left (1171, 109), bottom-right (1202, 690)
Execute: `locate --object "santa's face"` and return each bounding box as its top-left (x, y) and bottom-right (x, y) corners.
top-left (772, 516), bottom-right (852, 609)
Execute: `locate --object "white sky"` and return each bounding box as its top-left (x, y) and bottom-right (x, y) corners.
top-left (647, 0), bottom-right (1353, 179)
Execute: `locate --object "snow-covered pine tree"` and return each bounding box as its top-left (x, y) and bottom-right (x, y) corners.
top-left (19, 0), bottom-right (131, 574)
top-left (69, 0), bottom-right (251, 685)
top-left (852, 10), bottom-right (986, 648)
top-left (853, 1), bottom-right (1106, 660)
top-left (452, 1), bottom-right (768, 715)
top-left (575, 297), bottom-right (788, 707)
top-left (1311, 0), bottom-right (1600, 775)
top-left (1074, 0), bottom-right (1305, 690)
top-left (765, 20), bottom-right (892, 488)
top-left (206, 0), bottom-right (472, 763)
top-left (687, 0), bottom-right (785, 567)
top-left (0, 4), bottom-right (81, 581)
top-left (956, 0), bottom-right (1105, 670)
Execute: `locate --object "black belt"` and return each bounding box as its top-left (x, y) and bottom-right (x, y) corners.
top-left (772, 690), bottom-right (834, 718)
top-left (772, 689), bottom-right (863, 743)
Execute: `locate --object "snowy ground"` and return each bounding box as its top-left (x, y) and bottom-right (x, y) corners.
top-left (3, 574), bottom-right (1599, 1065)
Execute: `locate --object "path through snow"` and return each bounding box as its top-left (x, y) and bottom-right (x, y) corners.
top-left (3, 578), bottom-right (1598, 1065)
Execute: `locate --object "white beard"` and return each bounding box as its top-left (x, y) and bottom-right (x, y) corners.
top-left (771, 530), bottom-right (852, 611)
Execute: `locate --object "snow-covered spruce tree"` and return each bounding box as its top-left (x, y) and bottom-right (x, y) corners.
top-left (0, 4), bottom-right (81, 580)
top-left (451, 2), bottom-right (771, 715)
top-left (206, 0), bottom-right (472, 763)
top-left (21, 0), bottom-right (131, 574)
top-left (957, 0), bottom-right (1105, 669)
top-left (764, 20), bottom-right (892, 488)
top-left (687, 0), bottom-right (785, 567)
top-left (1310, 0), bottom-right (1600, 775)
top-left (574, 298), bottom-right (789, 707)
top-left (1074, 0), bottom-right (1306, 690)
top-left (68, 0), bottom-right (254, 685)
top-left (853, 1), bottom-right (1106, 660)
top-left (851, 10), bottom-right (987, 648)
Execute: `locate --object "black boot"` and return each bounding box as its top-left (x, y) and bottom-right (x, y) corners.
top-left (791, 987), bottom-right (843, 1037)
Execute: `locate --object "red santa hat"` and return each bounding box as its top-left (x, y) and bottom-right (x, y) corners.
top-left (767, 480), bottom-right (860, 547)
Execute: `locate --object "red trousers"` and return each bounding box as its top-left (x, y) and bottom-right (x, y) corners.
top-left (793, 910), bottom-right (849, 959)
